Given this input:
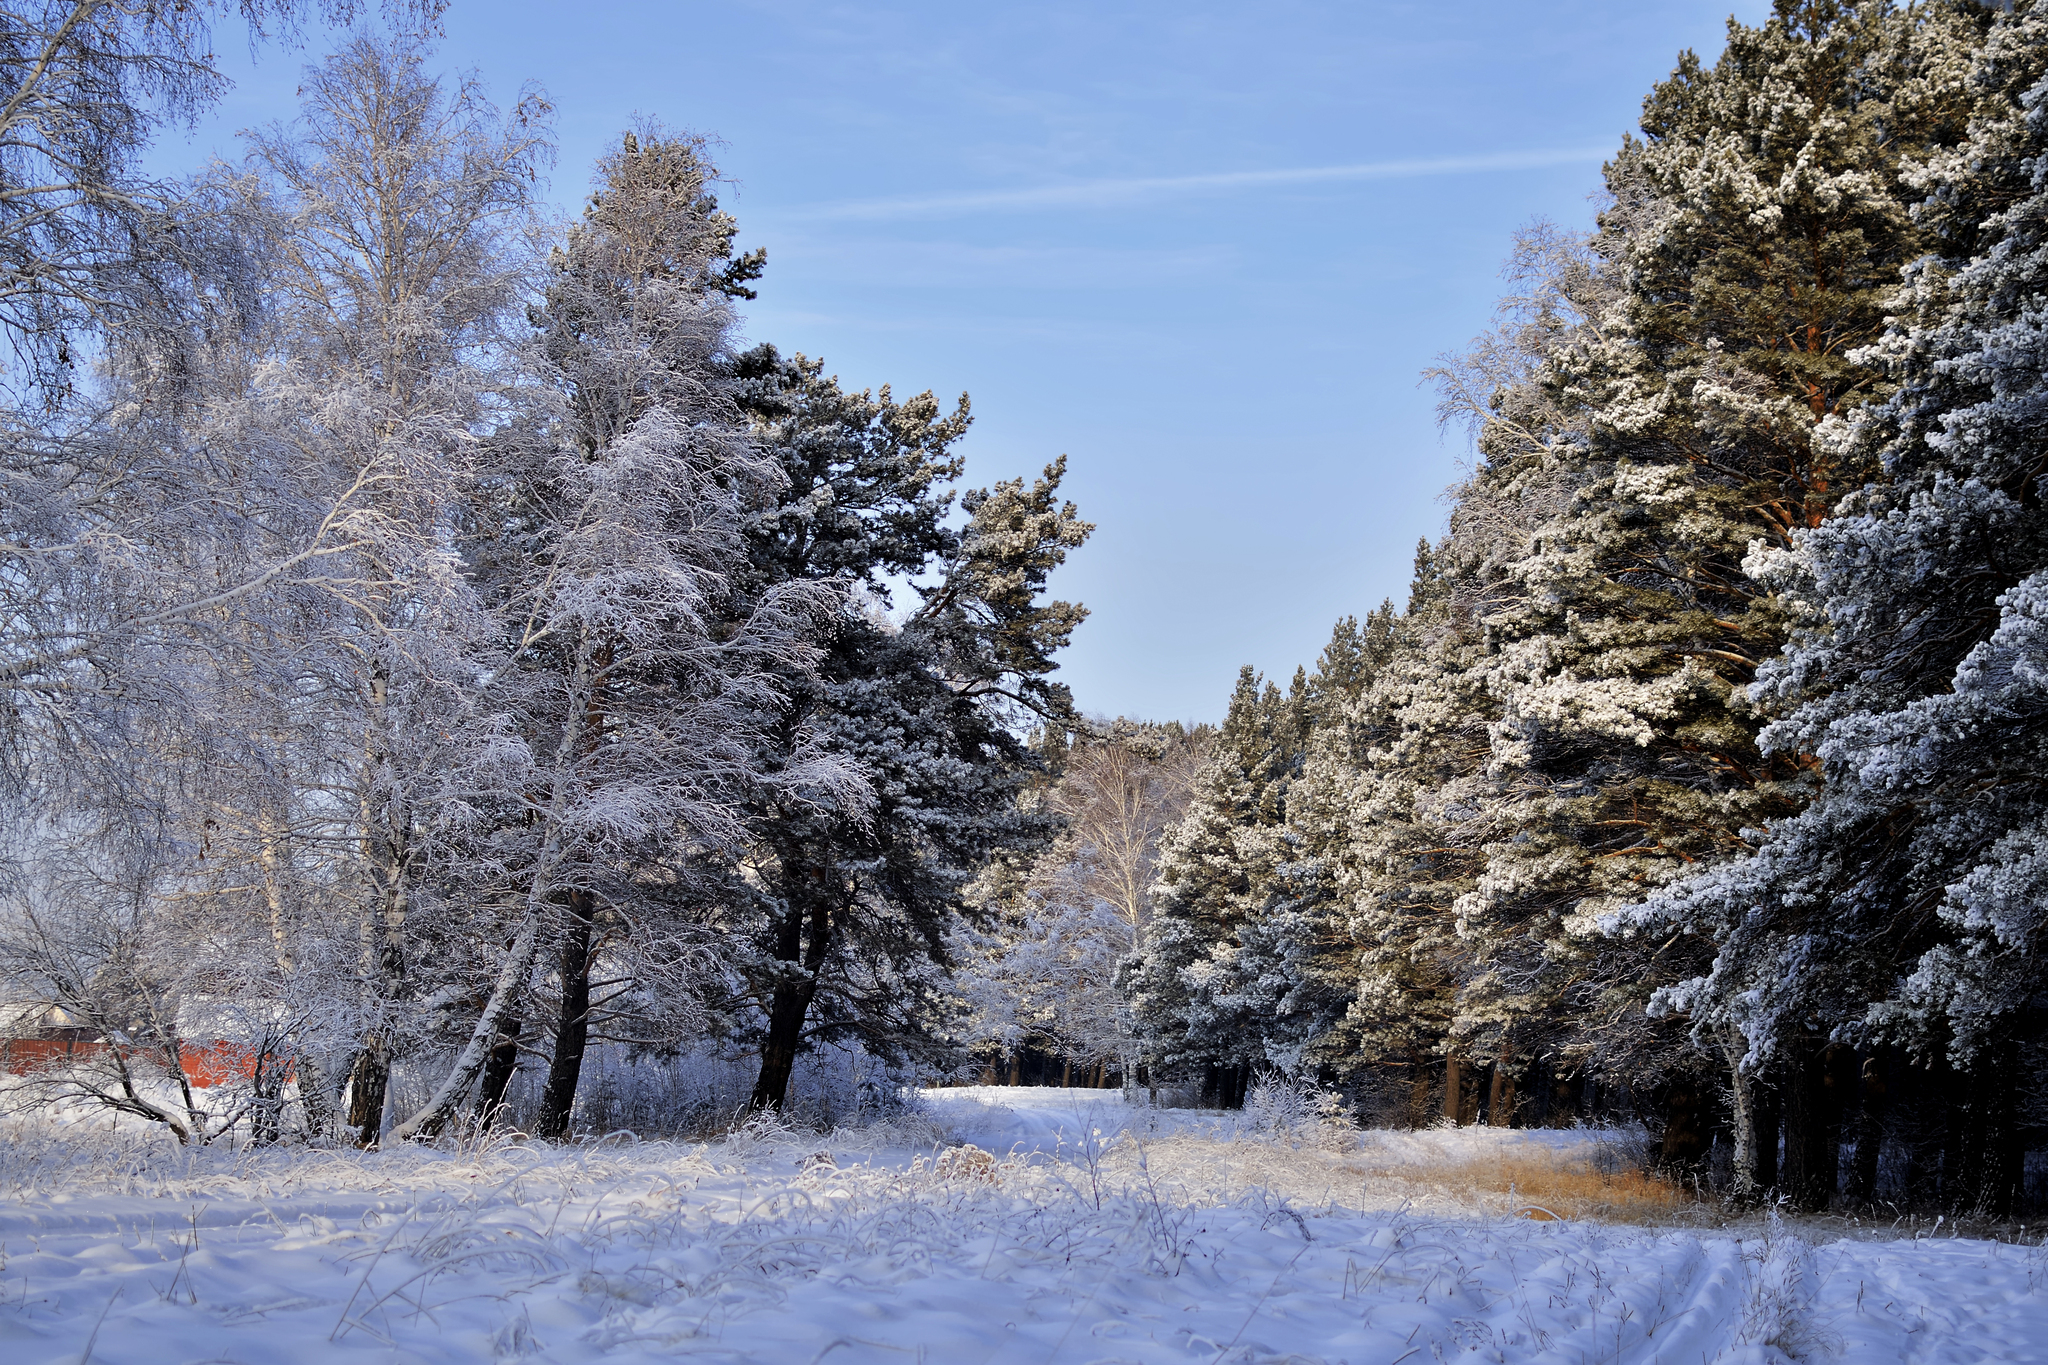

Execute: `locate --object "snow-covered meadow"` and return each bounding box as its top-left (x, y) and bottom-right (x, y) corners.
top-left (2, 1087), bottom-right (2042, 1364)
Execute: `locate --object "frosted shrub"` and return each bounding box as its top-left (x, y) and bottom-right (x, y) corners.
top-left (720, 1106), bottom-right (800, 1160)
top-left (489, 1040), bottom-right (926, 1139)
top-left (1736, 1212), bottom-right (1836, 1358)
top-left (1242, 1072), bottom-right (1356, 1151)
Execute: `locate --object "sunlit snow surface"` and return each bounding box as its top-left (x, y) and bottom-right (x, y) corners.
top-left (2, 1086), bottom-right (2042, 1364)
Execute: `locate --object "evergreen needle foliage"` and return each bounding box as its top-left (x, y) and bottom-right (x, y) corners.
top-left (1122, 0), bottom-right (2048, 1218)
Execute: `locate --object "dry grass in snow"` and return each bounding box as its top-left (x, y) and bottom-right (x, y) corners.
top-left (1338, 1127), bottom-right (1700, 1225)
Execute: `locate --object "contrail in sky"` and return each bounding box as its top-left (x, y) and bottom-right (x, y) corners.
top-left (780, 146), bottom-right (1616, 222)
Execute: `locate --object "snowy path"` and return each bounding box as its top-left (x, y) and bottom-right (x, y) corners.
top-left (1, 1089), bottom-right (2042, 1364)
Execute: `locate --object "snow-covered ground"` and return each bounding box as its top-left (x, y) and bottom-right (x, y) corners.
top-left (2, 1086), bottom-right (2042, 1364)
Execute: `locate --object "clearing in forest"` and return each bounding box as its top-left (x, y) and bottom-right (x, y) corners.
top-left (0, 1086), bottom-right (2038, 1364)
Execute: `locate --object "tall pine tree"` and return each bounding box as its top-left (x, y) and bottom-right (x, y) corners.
top-left (1623, 2), bottom-right (2048, 1214)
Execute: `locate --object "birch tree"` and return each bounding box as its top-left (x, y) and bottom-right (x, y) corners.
top-left (222, 32), bottom-right (548, 1143)
top-left (0, 0), bottom-right (442, 399)
top-left (957, 720), bottom-right (1206, 1088)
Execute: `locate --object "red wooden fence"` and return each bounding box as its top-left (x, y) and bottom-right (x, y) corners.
top-left (0, 1036), bottom-right (274, 1087)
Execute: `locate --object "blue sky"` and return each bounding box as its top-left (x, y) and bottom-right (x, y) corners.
top-left (173, 0), bottom-right (1772, 723)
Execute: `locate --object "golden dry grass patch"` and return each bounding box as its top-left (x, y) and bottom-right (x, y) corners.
top-left (1346, 1147), bottom-right (1702, 1224)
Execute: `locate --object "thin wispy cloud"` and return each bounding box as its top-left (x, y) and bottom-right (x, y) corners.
top-left (777, 146), bottom-right (1615, 222)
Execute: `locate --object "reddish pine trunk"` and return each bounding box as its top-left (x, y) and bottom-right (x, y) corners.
top-left (1657, 1071), bottom-right (1711, 1176)
top-left (1487, 1062), bottom-right (1517, 1128)
top-left (1443, 1055), bottom-right (1478, 1126)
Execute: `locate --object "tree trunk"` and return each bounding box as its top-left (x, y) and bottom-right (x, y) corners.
top-left (1781, 1040), bottom-right (1850, 1212)
top-left (348, 801), bottom-right (408, 1149)
top-left (1061, 1058), bottom-right (1071, 1087)
top-left (1780, 1043), bottom-right (1824, 1210)
top-left (1488, 1060), bottom-right (1517, 1128)
top-left (346, 1041), bottom-right (389, 1148)
top-left (1903, 1058), bottom-right (1944, 1209)
top-left (1490, 1035), bottom-right (1523, 1129)
top-left (1443, 1054), bottom-right (1467, 1126)
top-left (536, 888), bottom-right (598, 1140)
top-left (387, 905), bottom-right (545, 1143)
top-left (294, 1051), bottom-right (337, 1141)
top-left (750, 887), bottom-right (834, 1112)
top-left (1658, 1069), bottom-right (1711, 1177)
top-left (1723, 1027), bottom-right (1763, 1203)
top-left (474, 1000), bottom-right (525, 1129)
top-left (1728, 1031), bottom-right (1761, 1203)
top-left (751, 976), bottom-right (818, 1111)
top-left (1728, 1068), bottom-right (1761, 1202)
top-left (1981, 1056), bottom-right (2025, 1220)
top-left (1823, 1041), bottom-right (1858, 1193)
top-left (258, 822), bottom-right (336, 1141)
top-left (1948, 1043), bottom-right (2022, 1217)
top-left (1942, 1057), bottom-right (1977, 1214)
top-left (251, 1043), bottom-right (286, 1146)
top-left (1551, 1068), bottom-right (1585, 1129)
top-left (1848, 1048), bottom-right (1890, 1206)
top-left (1754, 1085), bottom-right (1780, 1195)
top-left (355, 661), bottom-right (411, 1148)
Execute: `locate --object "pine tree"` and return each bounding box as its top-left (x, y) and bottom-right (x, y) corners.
top-left (447, 131), bottom-right (854, 1141)
top-left (1338, 223), bottom-right (1615, 1125)
top-left (1452, 0), bottom-right (1986, 1152)
top-left (1620, 2), bottom-right (2048, 1215)
top-left (714, 348), bottom-right (1092, 1110)
top-left (1333, 547), bottom-right (1504, 1121)
top-left (1201, 612), bottom-right (1402, 1080)
top-left (1125, 665), bottom-right (1307, 1093)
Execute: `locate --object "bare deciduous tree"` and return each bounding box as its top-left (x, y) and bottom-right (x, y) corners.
top-left (956, 721), bottom-right (1206, 1091)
